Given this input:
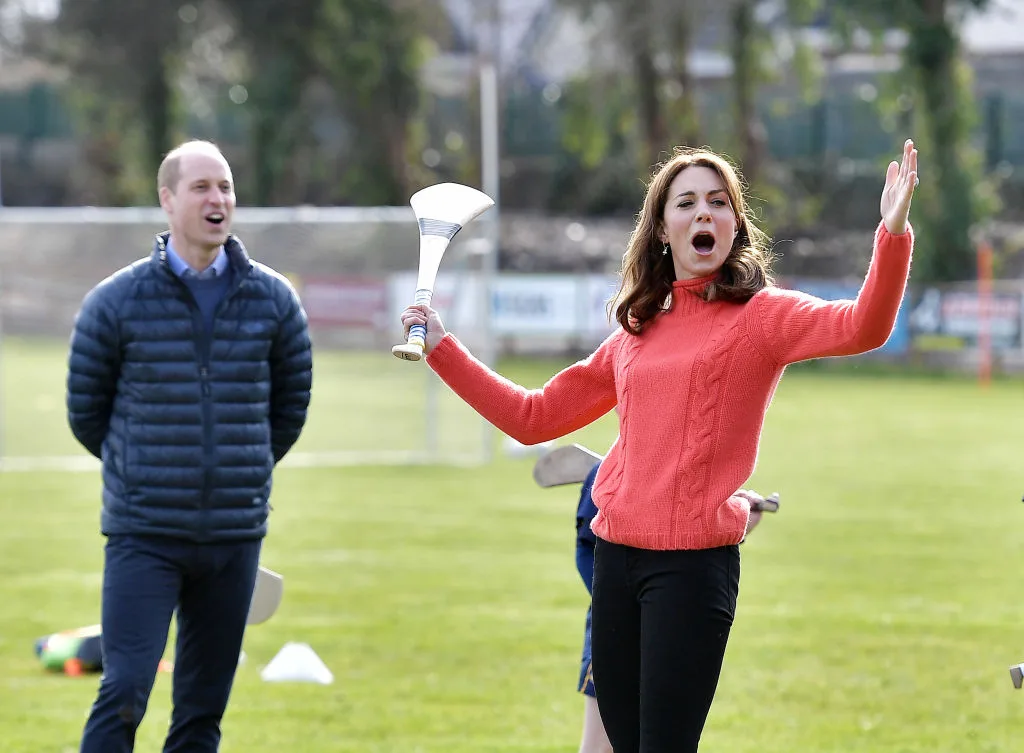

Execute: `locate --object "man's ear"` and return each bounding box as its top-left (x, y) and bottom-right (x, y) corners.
top-left (158, 186), bottom-right (173, 214)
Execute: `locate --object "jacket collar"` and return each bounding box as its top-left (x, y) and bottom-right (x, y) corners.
top-left (151, 231), bottom-right (252, 277)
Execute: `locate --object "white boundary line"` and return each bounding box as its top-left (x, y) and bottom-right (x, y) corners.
top-left (0, 450), bottom-right (485, 473)
top-left (0, 206), bottom-right (414, 224)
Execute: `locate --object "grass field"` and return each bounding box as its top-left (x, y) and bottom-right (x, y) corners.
top-left (2, 337), bottom-right (1023, 752)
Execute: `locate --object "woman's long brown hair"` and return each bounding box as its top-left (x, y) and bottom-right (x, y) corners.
top-left (611, 148), bottom-right (775, 334)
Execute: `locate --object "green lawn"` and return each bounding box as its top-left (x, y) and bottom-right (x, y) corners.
top-left (0, 336), bottom-right (495, 461)
top-left (1, 338), bottom-right (1023, 751)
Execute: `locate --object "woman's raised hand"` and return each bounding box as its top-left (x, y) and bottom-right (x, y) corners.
top-left (880, 139), bottom-right (919, 236)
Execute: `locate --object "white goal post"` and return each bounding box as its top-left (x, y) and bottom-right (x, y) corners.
top-left (0, 205), bottom-right (499, 472)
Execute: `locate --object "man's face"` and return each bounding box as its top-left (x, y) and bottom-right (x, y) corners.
top-left (160, 151), bottom-right (235, 253)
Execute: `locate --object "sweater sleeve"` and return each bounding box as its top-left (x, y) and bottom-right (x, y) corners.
top-left (424, 331), bottom-right (620, 445)
top-left (746, 221), bottom-right (913, 367)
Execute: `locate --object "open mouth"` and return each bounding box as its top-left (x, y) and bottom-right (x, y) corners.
top-left (691, 232), bottom-right (715, 256)
top-left (205, 212), bottom-right (225, 227)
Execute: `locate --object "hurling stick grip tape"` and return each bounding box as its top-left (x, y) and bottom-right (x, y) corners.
top-left (407, 289), bottom-right (433, 349)
top-left (394, 289), bottom-right (433, 361)
top-left (419, 218), bottom-right (461, 239)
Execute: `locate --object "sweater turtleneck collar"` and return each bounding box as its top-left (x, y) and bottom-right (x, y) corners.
top-left (669, 273), bottom-right (719, 314)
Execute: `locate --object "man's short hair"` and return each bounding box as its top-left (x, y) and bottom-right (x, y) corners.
top-left (157, 140), bottom-right (227, 195)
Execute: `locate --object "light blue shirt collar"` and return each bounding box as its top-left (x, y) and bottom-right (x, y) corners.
top-left (166, 238), bottom-right (229, 279)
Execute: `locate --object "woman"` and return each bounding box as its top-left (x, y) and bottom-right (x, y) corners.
top-left (573, 460), bottom-right (773, 753)
top-left (401, 140), bottom-right (918, 752)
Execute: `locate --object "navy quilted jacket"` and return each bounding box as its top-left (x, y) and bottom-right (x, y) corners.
top-left (66, 232), bottom-right (313, 543)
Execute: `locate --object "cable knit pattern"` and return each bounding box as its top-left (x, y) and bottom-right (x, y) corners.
top-left (427, 220), bottom-right (912, 550)
top-left (679, 321), bottom-right (736, 526)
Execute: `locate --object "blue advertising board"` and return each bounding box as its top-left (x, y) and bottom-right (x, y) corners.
top-left (780, 278), bottom-right (911, 355)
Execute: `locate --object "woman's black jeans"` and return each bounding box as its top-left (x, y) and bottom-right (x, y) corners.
top-left (591, 537), bottom-right (741, 753)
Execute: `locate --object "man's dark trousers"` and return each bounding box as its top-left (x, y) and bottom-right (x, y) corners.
top-left (79, 533), bottom-right (262, 753)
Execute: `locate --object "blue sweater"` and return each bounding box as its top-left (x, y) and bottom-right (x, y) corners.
top-left (185, 272), bottom-right (234, 333)
top-left (164, 240), bottom-right (233, 334)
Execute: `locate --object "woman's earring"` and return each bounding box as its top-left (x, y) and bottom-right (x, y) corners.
top-left (662, 243), bottom-right (669, 256)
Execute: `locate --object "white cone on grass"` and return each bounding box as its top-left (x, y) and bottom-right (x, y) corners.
top-left (260, 642), bottom-right (333, 685)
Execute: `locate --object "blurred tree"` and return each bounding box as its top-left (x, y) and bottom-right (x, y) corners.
top-left (729, 0), bottom-right (768, 185)
top-left (312, 0), bottom-right (427, 205)
top-left (0, 1), bottom-right (17, 58)
top-left (218, 0), bottom-right (432, 205)
top-left (551, 0), bottom-right (825, 218)
top-left (726, 0), bottom-right (826, 237)
top-left (832, 0), bottom-right (994, 281)
top-left (43, 0), bottom-right (438, 206)
top-left (727, 0), bottom-right (822, 186)
top-left (551, 74), bottom-right (647, 213)
top-left (54, 0), bottom-right (188, 202)
top-left (556, 0), bottom-right (703, 171)
top-left (213, 0), bottom-right (320, 204)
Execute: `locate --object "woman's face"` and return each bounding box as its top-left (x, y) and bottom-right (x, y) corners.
top-left (658, 165), bottom-right (738, 281)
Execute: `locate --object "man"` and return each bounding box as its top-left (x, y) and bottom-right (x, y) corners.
top-left (66, 140), bottom-right (313, 752)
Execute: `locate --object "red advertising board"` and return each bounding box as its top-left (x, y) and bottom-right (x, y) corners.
top-left (300, 277), bottom-right (388, 329)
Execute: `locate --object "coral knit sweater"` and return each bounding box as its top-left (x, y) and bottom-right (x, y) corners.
top-left (426, 221), bottom-right (913, 551)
